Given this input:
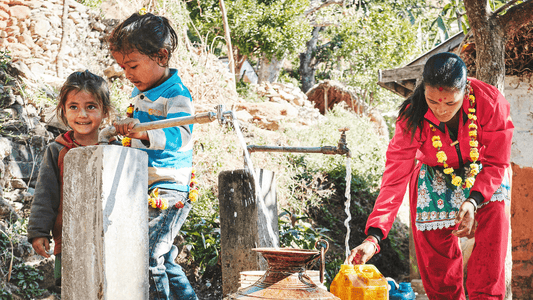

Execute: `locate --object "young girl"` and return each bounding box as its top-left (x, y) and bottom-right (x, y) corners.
top-left (27, 70), bottom-right (113, 286)
top-left (108, 12), bottom-right (197, 300)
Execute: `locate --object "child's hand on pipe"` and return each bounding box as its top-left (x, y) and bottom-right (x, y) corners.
top-left (113, 118), bottom-right (149, 141)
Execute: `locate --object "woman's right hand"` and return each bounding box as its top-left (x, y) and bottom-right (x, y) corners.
top-left (345, 237), bottom-right (378, 265)
top-left (32, 237), bottom-right (51, 258)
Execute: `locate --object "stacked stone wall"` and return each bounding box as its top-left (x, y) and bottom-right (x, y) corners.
top-left (0, 0), bottom-right (113, 86)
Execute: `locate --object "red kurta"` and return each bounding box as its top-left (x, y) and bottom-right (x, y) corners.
top-left (365, 78), bottom-right (513, 239)
top-left (364, 78), bottom-right (513, 299)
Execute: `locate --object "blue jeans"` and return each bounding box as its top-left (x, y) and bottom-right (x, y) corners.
top-left (148, 189), bottom-right (197, 300)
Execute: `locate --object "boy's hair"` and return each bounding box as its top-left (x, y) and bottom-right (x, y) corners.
top-left (107, 12), bottom-right (178, 66)
top-left (57, 70), bottom-right (112, 126)
top-left (398, 52), bottom-right (468, 139)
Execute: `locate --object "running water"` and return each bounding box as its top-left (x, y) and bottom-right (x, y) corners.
top-left (344, 156), bottom-right (352, 260)
top-left (231, 118), bottom-right (280, 248)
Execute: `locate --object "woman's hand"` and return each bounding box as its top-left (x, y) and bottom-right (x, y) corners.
top-left (32, 237), bottom-right (51, 258)
top-left (113, 118), bottom-right (148, 140)
top-left (345, 236), bottom-right (378, 265)
top-left (452, 200), bottom-right (476, 238)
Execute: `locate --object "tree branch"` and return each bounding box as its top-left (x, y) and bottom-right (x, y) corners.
top-left (493, 0), bottom-right (518, 15)
top-left (498, 0), bottom-right (533, 35)
top-left (305, 0), bottom-right (344, 17)
top-left (310, 21), bottom-right (339, 27)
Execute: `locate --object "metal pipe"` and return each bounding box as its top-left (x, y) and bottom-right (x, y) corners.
top-left (247, 128), bottom-right (351, 158)
top-left (247, 145), bottom-right (348, 156)
top-left (98, 111), bottom-right (217, 144)
top-left (131, 112), bottom-right (216, 132)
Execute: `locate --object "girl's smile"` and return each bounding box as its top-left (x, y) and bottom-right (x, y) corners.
top-left (64, 90), bottom-right (106, 145)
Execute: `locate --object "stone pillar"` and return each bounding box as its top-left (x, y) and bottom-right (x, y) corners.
top-left (219, 169), bottom-right (279, 296)
top-left (62, 146), bottom-right (149, 300)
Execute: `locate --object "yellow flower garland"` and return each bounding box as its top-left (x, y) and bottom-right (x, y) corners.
top-left (121, 104), bottom-right (135, 147)
top-left (148, 188), bottom-right (169, 210)
top-left (189, 168), bottom-right (199, 202)
top-left (430, 83), bottom-right (480, 188)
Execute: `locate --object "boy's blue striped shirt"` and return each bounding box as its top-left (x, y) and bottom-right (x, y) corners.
top-left (129, 69), bottom-right (194, 192)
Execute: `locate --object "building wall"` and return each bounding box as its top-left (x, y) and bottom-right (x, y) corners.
top-left (505, 76), bottom-right (533, 299)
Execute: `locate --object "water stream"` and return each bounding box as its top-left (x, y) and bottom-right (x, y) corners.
top-left (231, 118), bottom-right (280, 248)
top-left (344, 157), bottom-right (352, 260)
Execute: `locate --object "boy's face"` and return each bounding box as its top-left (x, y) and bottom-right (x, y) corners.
top-left (112, 49), bottom-right (169, 92)
top-left (64, 90), bottom-right (105, 144)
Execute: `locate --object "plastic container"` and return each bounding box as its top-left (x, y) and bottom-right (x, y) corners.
top-left (330, 264), bottom-right (389, 300)
top-left (388, 281), bottom-right (415, 300)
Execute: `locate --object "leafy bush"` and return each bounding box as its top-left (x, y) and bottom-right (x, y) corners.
top-left (278, 209), bottom-right (331, 250)
top-left (0, 50), bottom-right (11, 72)
top-left (10, 263), bottom-right (45, 299)
top-left (1, 223), bottom-right (47, 299)
top-left (180, 188), bottom-right (221, 272)
top-left (236, 80), bottom-right (265, 102)
top-left (284, 105), bottom-right (387, 194)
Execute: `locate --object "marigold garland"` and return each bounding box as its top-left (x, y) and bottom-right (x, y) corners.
top-left (148, 188), bottom-right (168, 210)
top-left (126, 103), bottom-right (134, 118)
top-left (132, 99), bottom-right (198, 208)
top-left (122, 136), bottom-right (131, 147)
top-left (429, 82), bottom-right (480, 188)
top-left (188, 168), bottom-right (199, 203)
top-left (121, 104), bottom-right (135, 147)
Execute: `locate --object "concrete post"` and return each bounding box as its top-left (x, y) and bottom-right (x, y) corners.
top-left (62, 146), bottom-right (149, 300)
top-left (219, 169), bottom-right (279, 296)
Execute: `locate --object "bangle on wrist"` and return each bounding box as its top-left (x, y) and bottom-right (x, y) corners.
top-left (466, 197), bottom-right (478, 213)
top-left (363, 237), bottom-right (380, 254)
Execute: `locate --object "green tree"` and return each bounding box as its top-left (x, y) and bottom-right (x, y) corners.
top-left (187, 0), bottom-right (311, 77)
top-left (301, 3), bottom-right (421, 110)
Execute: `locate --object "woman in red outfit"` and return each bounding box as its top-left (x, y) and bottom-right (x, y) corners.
top-left (347, 52), bottom-right (513, 300)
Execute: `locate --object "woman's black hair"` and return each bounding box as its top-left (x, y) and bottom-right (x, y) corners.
top-left (57, 70), bottom-right (112, 126)
top-left (108, 12), bottom-right (178, 66)
top-left (398, 52), bottom-right (468, 139)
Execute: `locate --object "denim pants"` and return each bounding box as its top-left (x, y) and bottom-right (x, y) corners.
top-left (148, 189), bottom-right (197, 300)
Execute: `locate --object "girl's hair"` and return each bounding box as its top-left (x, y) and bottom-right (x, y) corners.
top-left (57, 70), bottom-right (112, 126)
top-left (398, 52), bottom-right (468, 138)
top-left (107, 12), bottom-right (178, 66)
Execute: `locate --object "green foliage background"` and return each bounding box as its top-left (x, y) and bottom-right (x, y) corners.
top-left (187, 0), bottom-right (311, 60)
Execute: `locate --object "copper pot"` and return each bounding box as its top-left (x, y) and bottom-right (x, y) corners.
top-left (229, 241), bottom-right (340, 299)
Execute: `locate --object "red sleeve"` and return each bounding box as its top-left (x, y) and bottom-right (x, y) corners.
top-left (471, 86), bottom-right (514, 202)
top-left (365, 118), bottom-right (421, 239)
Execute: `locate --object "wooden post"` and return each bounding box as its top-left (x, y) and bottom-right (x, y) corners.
top-left (219, 169), bottom-right (279, 296)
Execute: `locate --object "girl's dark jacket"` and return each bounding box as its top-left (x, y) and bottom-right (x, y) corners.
top-left (27, 131), bottom-right (81, 255)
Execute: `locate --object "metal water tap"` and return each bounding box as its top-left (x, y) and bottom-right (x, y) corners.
top-left (337, 127), bottom-right (351, 158)
top-left (216, 104), bottom-right (235, 125)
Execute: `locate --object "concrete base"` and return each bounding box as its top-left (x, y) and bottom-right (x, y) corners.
top-left (62, 146), bottom-right (149, 300)
top-left (219, 169), bottom-right (279, 296)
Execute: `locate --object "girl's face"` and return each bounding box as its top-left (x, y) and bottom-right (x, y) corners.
top-left (425, 85), bottom-right (465, 123)
top-left (64, 90), bottom-right (106, 144)
top-left (112, 49), bottom-right (169, 92)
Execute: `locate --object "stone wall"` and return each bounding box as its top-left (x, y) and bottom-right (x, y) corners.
top-left (0, 0), bottom-right (112, 87)
top-left (505, 75), bottom-right (533, 299)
